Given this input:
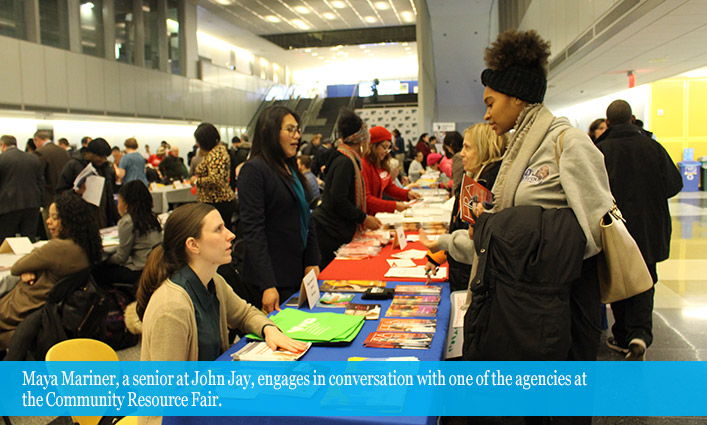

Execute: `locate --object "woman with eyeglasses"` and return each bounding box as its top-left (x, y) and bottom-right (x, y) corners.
top-left (313, 109), bottom-right (382, 268)
top-left (237, 106), bottom-right (321, 313)
top-left (361, 126), bottom-right (421, 215)
top-left (191, 123), bottom-right (236, 231)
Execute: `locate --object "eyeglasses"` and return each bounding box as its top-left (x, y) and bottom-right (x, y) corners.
top-left (282, 126), bottom-right (302, 136)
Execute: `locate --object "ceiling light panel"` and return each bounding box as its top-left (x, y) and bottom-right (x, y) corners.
top-left (374, 1), bottom-right (389, 10)
top-left (364, 16), bottom-right (377, 23)
top-left (330, 1), bottom-right (346, 9)
top-left (294, 6), bottom-right (310, 14)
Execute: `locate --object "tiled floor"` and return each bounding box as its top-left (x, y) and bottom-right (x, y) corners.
top-left (9, 192), bottom-right (707, 424)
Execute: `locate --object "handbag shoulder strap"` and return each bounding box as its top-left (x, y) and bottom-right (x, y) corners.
top-left (553, 129), bottom-right (568, 167)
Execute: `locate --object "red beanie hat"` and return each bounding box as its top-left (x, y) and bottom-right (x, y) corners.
top-left (369, 126), bottom-right (392, 145)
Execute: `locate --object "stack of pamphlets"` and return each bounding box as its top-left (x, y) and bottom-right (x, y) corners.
top-left (386, 287), bottom-right (441, 318)
top-left (391, 295), bottom-right (441, 305)
top-left (317, 293), bottom-right (355, 308)
top-left (230, 341), bottom-right (311, 361)
top-left (394, 285), bottom-right (443, 295)
top-left (385, 304), bottom-right (438, 318)
top-left (364, 332), bottom-right (433, 349)
top-left (246, 308), bottom-right (365, 343)
top-left (319, 279), bottom-right (386, 293)
top-left (377, 318), bottom-right (437, 333)
top-left (334, 230), bottom-right (392, 259)
top-left (345, 303), bottom-right (381, 320)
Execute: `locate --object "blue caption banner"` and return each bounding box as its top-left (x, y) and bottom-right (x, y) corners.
top-left (0, 361), bottom-right (705, 417)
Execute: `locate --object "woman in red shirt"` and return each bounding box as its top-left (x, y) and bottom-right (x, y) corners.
top-left (361, 126), bottom-right (421, 215)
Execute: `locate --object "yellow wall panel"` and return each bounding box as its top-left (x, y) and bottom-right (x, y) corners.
top-left (687, 79), bottom-right (707, 140)
top-left (651, 80), bottom-right (684, 139)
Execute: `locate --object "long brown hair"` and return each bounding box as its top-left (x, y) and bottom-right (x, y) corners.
top-left (363, 141), bottom-right (392, 173)
top-left (136, 202), bottom-right (215, 320)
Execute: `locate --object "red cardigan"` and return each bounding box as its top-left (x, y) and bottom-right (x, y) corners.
top-left (361, 158), bottom-right (410, 215)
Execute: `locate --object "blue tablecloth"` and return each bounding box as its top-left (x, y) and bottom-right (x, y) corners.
top-left (163, 281), bottom-right (451, 425)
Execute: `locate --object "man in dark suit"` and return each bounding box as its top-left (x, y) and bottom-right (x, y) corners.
top-left (597, 100), bottom-right (683, 361)
top-left (0, 135), bottom-right (44, 242)
top-left (33, 130), bottom-right (70, 209)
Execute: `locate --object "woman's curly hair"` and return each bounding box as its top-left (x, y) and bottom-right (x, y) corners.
top-left (54, 192), bottom-right (103, 265)
top-left (484, 30), bottom-right (551, 76)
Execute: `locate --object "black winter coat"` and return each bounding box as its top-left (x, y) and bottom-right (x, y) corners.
top-left (463, 206), bottom-right (587, 361)
top-left (596, 124), bottom-right (682, 264)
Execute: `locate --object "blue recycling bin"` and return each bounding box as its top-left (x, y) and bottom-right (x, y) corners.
top-left (678, 160), bottom-right (701, 191)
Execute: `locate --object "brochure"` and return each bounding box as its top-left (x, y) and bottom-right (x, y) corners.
top-left (394, 285), bottom-right (443, 296)
top-left (230, 341), bottom-right (311, 361)
top-left (391, 295), bottom-right (441, 306)
top-left (385, 304), bottom-right (438, 318)
top-left (377, 318), bottom-right (437, 333)
top-left (319, 279), bottom-right (387, 293)
top-left (344, 303), bottom-right (381, 320)
top-left (364, 332), bottom-right (434, 350)
top-left (459, 173), bottom-right (494, 225)
top-left (317, 292), bottom-right (355, 308)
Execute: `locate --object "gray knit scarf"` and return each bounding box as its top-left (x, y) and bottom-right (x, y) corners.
top-left (490, 103), bottom-right (556, 212)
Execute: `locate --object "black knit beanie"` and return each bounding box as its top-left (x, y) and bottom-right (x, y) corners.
top-left (481, 66), bottom-right (547, 104)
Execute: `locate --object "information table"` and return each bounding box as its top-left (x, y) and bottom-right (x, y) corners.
top-left (150, 185), bottom-right (197, 214)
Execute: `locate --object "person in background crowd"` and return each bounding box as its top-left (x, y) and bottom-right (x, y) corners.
top-left (230, 136), bottom-right (251, 169)
top-left (0, 135), bottom-right (44, 242)
top-left (111, 146), bottom-right (123, 184)
top-left (137, 203), bottom-right (305, 365)
top-left (297, 155), bottom-right (321, 199)
top-left (597, 99), bottom-right (682, 361)
top-left (159, 147), bottom-right (188, 182)
top-left (426, 153), bottom-right (450, 186)
top-left (148, 146), bottom-right (166, 168)
top-left (392, 129), bottom-right (405, 163)
top-left (93, 181), bottom-right (162, 291)
top-left (57, 138), bottom-right (120, 228)
top-left (191, 123), bottom-right (236, 231)
top-left (361, 126), bottom-right (421, 215)
top-left (25, 139), bottom-right (36, 153)
top-left (588, 118), bottom-right (607, 144)
top-left (442, 131), bottom-right (465, 194)
top-left (116, 137), bottom-right (149, 187)
top-left (73, 136), bottom-right (92, 160)
top-left (313, 109), bottom-right (382, 268)
top-left (189, 146), bottom-right (204, 176)
top-left (237, 106), bottom-right (321, 312)
top-left (429, 135), bottom-right (438, 152)
top-left (0, 193), bottom-right (101, 350)
top-left (143, 144), bottom-right (151, 160)
top-left (34, 130), bottom-right (70, 213)
top-left (421, 123), bottom-right (507, 291)
top-left (415, 133), bottom-right (431, 165)
top-left (408, 150), bottom-right (425, 183)
top-left (634, 118), bottom-right (657, 140)
top-left (57, 138), bottom-right (72, 153)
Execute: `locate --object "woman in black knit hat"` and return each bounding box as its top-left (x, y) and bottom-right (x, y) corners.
top-left (439, 30), bottom-right (614, 365)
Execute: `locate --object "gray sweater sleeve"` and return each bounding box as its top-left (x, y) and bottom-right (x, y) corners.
top-left (107, 215), bottom-right (134, 266)
top-left (437, 229), bottom-right (476, 265)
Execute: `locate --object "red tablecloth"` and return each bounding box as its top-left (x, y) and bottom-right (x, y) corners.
top-left (318, 240), bottom-right (448, 282)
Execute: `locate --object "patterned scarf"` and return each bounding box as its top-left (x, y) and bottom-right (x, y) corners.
top-left (338, 136), bottom-right (367, 228)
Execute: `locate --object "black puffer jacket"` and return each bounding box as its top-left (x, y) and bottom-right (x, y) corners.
top-left (463, 206), bottom-right (587, 361)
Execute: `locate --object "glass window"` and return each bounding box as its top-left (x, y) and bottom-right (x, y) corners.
top-left (114, 0), bottom-right (134, 63)
top-left (39, 0), bottom-right (69, 50)
top-left (143, 0), bottom-right (159, 69)
top-left (167, 0), bottom-right (180, 74)
top-left (0, 0), bottom-right (26, 40)
top-left (80, 0), bottom-right (104, 57)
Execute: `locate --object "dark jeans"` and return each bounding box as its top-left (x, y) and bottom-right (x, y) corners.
top-left (209, 200), bottom-right (236, 232)
top-left (610, 262), bottom-right (657, 347)
top-left (0, 208), bottom-right (40, 242)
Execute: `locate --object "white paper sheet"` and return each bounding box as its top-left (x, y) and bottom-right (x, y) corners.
top-left (390, 249), bottom-right (428, 259)
top-left (82, 175), bottom-right (105, 207)
top-left (386, 258), bottom-right (417, 268)
top-left (384, 265), bottom-right (447, 279)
